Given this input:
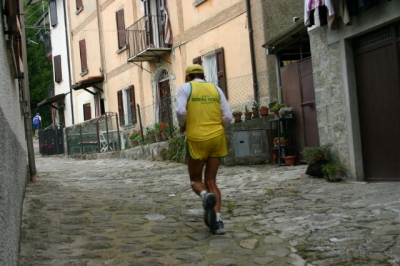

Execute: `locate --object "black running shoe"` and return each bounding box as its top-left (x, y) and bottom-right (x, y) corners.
top-left (202, 193), bottom-right (217, 230)
top-left (211, 220), bottom-right (225, 235)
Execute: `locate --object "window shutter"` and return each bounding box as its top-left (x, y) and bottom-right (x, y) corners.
top-left (193, 56), bottom-right (202, 65)
top-left (117, 90), bottom-right (124, 125)
top-left (83, 103), bottom-right (91, 121)
top-left (54, 55), bottom-right (62, 83)
top-left (216, 47), bottom-right (227, 98)
top-left (143, 0), bottom-right (153, 47)
top-left (129, 85), bottom-right (137, 124)
top-left (79, 39), bottom-right (88, 72)
top-left (49, 0), bottom-right (58, 27)
top-left (76, 0), bottom-right (83, 10)
top-left (116, 9), bottom-right (126, 48)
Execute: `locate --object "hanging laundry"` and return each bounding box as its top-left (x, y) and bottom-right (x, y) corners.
top-left (304, 0), bottom-right (335, 27)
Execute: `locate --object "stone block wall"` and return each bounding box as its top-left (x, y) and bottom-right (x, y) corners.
top-left (308, 27), bottom-right (350, 172)
top-left (0, 17), bottom-right (29, 266)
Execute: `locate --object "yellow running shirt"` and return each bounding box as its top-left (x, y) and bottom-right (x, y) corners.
top-left (186, 81), bottom-right (224, 141)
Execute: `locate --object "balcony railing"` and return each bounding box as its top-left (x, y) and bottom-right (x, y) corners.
top-left (126, 15), bottom-right (171, 62)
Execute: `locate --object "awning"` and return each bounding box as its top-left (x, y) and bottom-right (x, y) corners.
top-left (37, 93), bottom-right (66, 109)
top-left (71, 76), bottom-right (104, 95)
top-left (262, 18), bottom-right (310, 60)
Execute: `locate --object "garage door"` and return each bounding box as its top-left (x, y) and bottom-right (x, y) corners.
top-left (354, 22), bottom-right (400, 181)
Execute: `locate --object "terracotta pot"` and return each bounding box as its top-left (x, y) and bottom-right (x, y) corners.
top-left (161, 132), bottom-right (169, 140)
top-left (244, 112), bottom-right (252, 120)
top-left (147, 134), bottom-right (156, 143)
top-left (284, 156), bottom-right (296, 166)
top-left (274, 113), bottom-right (279, 119)
top-left (260, 107), bottom-right (269, 116)
top-left (130, 139), bottom-right (139, 147)
top-left (252, 109), bottom-right (260, 118)
top-left (154, 132), bottom-right (162, 142)
top-left (233, 114), bottom-right (242, 123)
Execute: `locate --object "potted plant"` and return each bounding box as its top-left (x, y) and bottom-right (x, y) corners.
top-left (129, 130), bottom-right (140, 146)
top-left (322, 162), bottom-right (343, 182)
top-left (279, 106), bottom-right (294, 118)
top-left (284, 155), bottom-right (296, 166)
top-left (146, 127), bottom-right (156, 143)
top-left (232, 111), bottom-right (243, 123)
top-left (159, 122), bottom-right (170, 140)
top-left (252, 101), bottom-right (260, 118)
top-left (270, 102), bottom-right (286, 118)
top-left (153, 123), bottom-right (163, 142)
top-left (260, 105), bottom-right (269, 116)
top-left (302, 146), bottom-right (330, 178)
top-left (244, 106), bottom-right (252, 120)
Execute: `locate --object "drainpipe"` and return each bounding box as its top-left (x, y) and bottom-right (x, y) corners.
top-left (19, 0), bottom-right (37, 182)
top-left (245, 0), bottom-right (259, 102)
top-left (63, 0), bottom-right (74, 124)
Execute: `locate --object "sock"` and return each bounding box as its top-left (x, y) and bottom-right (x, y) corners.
top-left (200, 190), bottom-right (207, 199)
top-left (216, 212), bottom-right (221, 222)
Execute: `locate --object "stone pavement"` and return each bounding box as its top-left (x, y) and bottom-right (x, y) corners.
top-left (19, 144), bottom-right (400, 266)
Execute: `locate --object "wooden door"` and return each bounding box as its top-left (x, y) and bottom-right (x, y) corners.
top-left (159, 80), bottom-right (172, 125)
top-left (354, 23), bottom-right (400, 181)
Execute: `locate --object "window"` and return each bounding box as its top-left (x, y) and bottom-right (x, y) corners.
top-left (76, 0), bottom-right (83, 11)
top-left (49, 0), bottom-right (58, 27)
top-left (79, 39), bottom-right (88, 75)
top-left (83, 103), bottom-right (91, 121)
top-left (116, 9), bottom-right (126, 49)
top-left (192, 47), bottom-right (227, 98)
top-left (54, 55), bottom-right (62, 83)
top-left (117, 85), bottom-right (136, 126)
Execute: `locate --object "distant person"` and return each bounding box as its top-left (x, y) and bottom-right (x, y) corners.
top-left (32, 113), bottom-right (42, 138)
top-left (176, 64), bottom-right (232, 235)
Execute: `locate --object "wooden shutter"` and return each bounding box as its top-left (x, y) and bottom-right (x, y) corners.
top-left (143, 0), bottom-right (153, 47)
top-left (116, 9), bottom-right (126, 48)
top-left (49, 0), bottom-right (58, 27)
top-left (76, 0), bottom-right (83, 10)
top-left (216, 47), bottom-right (227, 98)
top-left (193, 56), bottom-right (202, 65)
top-left (54, 55), bottom-right (62, 83)
top-left (117, 90), bottom-right (124, 125)
top-left (79, 39), bottom-right (88, 72)
top-left (83, 103), bottom-right (91, 121)
top-left (129, 85), bottom-right (137, 124)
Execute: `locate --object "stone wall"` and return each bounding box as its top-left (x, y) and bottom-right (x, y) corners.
top-left (0, 15), bottom-right (29, 266)
top-left (308, 27), bottom-right (350, 172)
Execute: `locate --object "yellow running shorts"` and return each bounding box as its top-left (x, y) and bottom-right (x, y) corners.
top-left (187, 134), bottom-right (228, 161)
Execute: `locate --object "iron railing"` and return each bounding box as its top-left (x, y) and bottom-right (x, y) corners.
top-left (126, 15), bottom-right (169, 59)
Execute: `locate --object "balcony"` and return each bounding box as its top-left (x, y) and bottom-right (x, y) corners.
top-left (126, 15), bottom-right (171, 62)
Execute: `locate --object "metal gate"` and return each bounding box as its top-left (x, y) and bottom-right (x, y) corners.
top-left (354, 22), bottom-right (400, 181)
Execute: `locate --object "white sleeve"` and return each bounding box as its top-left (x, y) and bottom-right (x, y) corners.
top-left (176, 83), bottom-right (190, 127)
top-left (217, 87), bottom-right (233, 129)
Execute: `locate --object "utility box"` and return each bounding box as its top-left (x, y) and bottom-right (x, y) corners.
top-left (233, 130), bottom-right (267, 157)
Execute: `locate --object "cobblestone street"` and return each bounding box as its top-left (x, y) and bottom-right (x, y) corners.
top-left (19, 146), bottom-right (400, 266)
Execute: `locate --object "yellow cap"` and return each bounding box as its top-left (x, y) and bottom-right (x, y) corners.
top-left (185, 64), bottom-right (204, 75)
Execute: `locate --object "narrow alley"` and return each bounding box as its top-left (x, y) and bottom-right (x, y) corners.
top-left (19, 148), bottom-right (400, 266)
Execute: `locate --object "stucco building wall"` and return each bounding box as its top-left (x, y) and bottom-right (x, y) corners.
top-left (0, 13), bottom-right (28, 266)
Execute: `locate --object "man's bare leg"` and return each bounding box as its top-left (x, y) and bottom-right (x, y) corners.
top-left (204, 157), bottom-right (221, 213)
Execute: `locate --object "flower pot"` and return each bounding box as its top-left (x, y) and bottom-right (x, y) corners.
top-left (260, 107), bottom-right (269, 116)
top-left (252, 109), bottom-right (260, 118)
top-left (233, 114), bottom-right (242, 123)
top-left (273, 113), bottom-right (279, 119)
top-left (161, 132), bottom-right (169, 140)
top-left (279, 139), bottom-right (290, 146)
top-left (147, 134), bottom-right (156, 143)
top-left (154, 132), bottom-right (163, 142)
top-left (284, 156), bottom-right (296, 166)
top-left (244, 112), bottom-right (252, 121)
top-left (130, 139), bottom-right (139, 147)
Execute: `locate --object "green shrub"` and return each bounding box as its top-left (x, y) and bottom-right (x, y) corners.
top-left (160, 134), bottom-right (187, 164)
top-left (302, 146), bottom-right (330, 164)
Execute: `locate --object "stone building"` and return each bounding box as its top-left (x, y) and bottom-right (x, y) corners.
top-left (263, 1), bottom-right (400, 181)
top-left (0, 0), bottom-right (31, 265)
